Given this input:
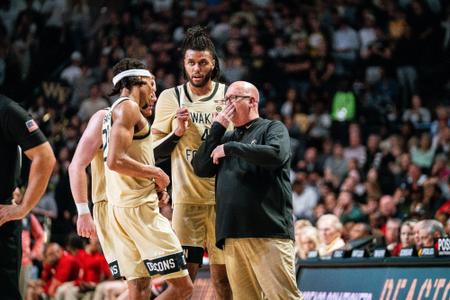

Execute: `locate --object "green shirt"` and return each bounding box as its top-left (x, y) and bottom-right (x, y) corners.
top-left (331, 91), bottom-right (356, 122)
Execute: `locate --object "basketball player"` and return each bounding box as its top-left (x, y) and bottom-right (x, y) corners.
top-left (152, 26), bottom-right (231, 299)
top-left (68, 100), bottom-right (168, 279)
top-left (102, 58), bottom-right (192, 300)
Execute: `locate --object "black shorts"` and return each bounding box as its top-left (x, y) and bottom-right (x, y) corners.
top-left (0, 220), bottom-right (22, 300)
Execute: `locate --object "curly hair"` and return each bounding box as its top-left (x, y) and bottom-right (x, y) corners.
top-left (109, 58), bottom-right (148, 96)
top-left (180, 25), bottom-right (220, 80)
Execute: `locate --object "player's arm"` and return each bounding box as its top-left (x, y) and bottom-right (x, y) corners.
top-left (107, 101), bottom-right (169, 189)
top-left (153, 107), bottom-right (189, 163)
top-left (152, 88), bottom-right (189, 162)
top-left (68, 109), bottom-right (106, 238)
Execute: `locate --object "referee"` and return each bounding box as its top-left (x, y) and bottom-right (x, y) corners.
top-left (0, 94), bottom-right (55, 300)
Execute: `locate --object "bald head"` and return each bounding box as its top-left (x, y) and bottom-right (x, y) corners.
top-left (229, 81), bottom-right (260, 102)
top-left (225, 81), bottom-right (260, 126)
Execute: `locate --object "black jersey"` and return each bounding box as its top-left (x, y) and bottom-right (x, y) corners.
top-left (0, 95), bottom-right (47, 203)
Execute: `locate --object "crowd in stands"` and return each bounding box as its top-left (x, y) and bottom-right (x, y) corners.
top-left (1, 0), bottom-right (450, 298)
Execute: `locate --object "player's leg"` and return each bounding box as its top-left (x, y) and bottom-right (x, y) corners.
top-left (108, 205), bottom-right (150, 300)
top-left (156, 275), bottom-right (193, 299)
top-left (206, 205), bottom-right (231, 299)
top-left (127, 277), bottom-right (151, 300)
top-left (172, 204), bottom-right (206, 282)
top-left (128, 203), bottom-right (193, 298)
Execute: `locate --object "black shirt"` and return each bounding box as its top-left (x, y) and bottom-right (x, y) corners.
top-left (0, 95), bottom-right (47, 203)
top-left (192, 118), bottom-right (295, 248)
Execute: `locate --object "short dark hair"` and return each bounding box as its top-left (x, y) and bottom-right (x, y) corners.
top-left (181, 26), bottom-right (220, 80)
top-left (109, 58), bottom-right (148, 96)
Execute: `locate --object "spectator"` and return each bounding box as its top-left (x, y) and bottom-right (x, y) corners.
top-left (292, 175), bottom-right (319, 221)
top-left (410, 132), bottom-right (438, 170)
top-left (385, 218), bottom-right (402, 254)
top-left (20, 213), bottom-right (45, 299)
top-left (296, 226), bottom-right (320, 260)
top-left (27, 242), bottom-right (80, 300)
top-left (414, 219), bottom-right (446, 249)
top-left (56, 236), bottom-right (111, 300)
top-left (324, 142), bottom-right (348, 186)
top-left (344, 129), bottom-right (366, 167)
top-left (317, 214), bottom-right (346, 257)
top-left (392, 220), bottom-right (417, 256)
top-left (402, 94), bottom-right (431, 129)
top-left (77, 84), bottom-right (109, 122)
top-left (60, 52), bottom-right (83, 85)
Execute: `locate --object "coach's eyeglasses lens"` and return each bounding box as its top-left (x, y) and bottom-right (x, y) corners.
top-left (219, 95), bottom-right (252, 105)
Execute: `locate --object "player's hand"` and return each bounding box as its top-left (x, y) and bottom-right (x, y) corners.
top-left (0, 204), bottom-right (26, 226)
top-left (214, 104), bottom-right (234, 128)
top-left (157, 190), bottom-right (170, 208)
top-left (211, 144), bottom-right (226, 165)
top-left (12, 187), bottom-right (23, 205)
top-left (77, 213), bottom-right (97, 238)
top-left (175, 107), bottom-right (190, 136)
top-left (152, 167), bottom-right (170, 191)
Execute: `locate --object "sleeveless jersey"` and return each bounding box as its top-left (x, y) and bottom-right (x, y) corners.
top-left (153, 82), bottom-right (227, 205)
top-left (91, 149), bottom-right (106, 204)
top-left (102, 97), bottom-right (158, 207)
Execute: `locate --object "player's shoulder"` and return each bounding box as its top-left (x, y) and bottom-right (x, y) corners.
top-left (157, 86), bottom-right (183, 107)
top-left (159, 85), bottom-right (182, 99)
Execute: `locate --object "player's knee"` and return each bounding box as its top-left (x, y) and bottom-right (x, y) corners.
top-left (211, 265), bottom-right (230, 289)
top-left (174, 277), bottom-right (194, 299)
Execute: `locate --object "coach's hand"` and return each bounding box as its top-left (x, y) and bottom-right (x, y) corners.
top-left (211, 144), bottom-right (226, 165)
top-left (214, 104), bottom-right (234, 128)
top-left (77, 214), bottom-right (97, 238)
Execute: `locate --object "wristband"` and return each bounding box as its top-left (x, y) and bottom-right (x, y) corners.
top-left (76, 202), bottom-right (90, 215)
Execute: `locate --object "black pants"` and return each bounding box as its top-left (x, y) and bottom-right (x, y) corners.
top-left (0, 220), bottom-right (22, 300)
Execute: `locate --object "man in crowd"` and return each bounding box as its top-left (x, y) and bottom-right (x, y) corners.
top-left (192, 81), bottom-right (302, 299)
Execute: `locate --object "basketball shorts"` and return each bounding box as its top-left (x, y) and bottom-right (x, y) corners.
top-left (109, 201), bottom-right (188, 280)
top-left (172, 204), bottom-right (224, 265)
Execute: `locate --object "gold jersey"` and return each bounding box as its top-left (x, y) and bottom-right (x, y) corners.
top-left (153, 82), bottom-right (227, 205)
top-left (91, 149), bottom-right (106, 204)
top-left (102, 97), bottom-right (158, 208)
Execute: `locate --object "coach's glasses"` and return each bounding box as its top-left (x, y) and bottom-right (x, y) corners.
top-left (214, 95), bottom-right (252, 105)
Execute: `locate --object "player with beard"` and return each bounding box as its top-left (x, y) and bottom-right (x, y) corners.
top-left (152, 26), bottom-right (231, 299)
top-left (102, 58), bottom-right (193, 300)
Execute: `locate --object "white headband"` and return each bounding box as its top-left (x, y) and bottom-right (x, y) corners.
top-left (112, 69), bottom-right (152, 86)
